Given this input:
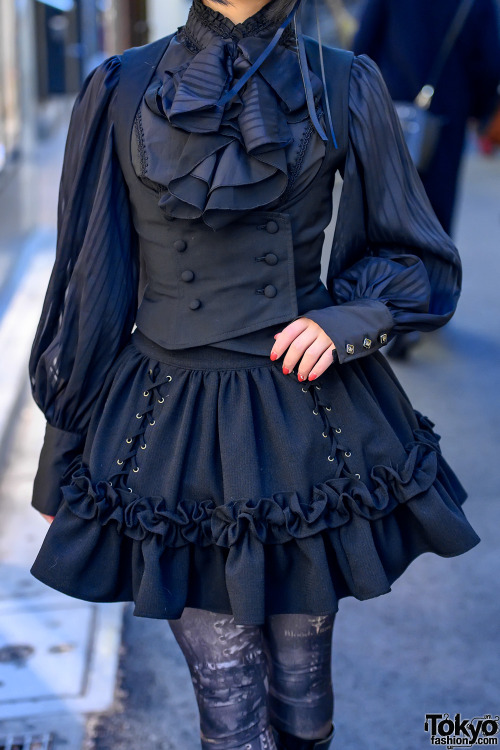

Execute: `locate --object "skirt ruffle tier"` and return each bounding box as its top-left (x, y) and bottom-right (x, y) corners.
top-left (31, 329), bottom-right (480, 624)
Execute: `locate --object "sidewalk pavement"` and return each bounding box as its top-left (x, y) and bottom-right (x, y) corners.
top-left (0, 122), bottom-right (124, 750)
top-left (0, 140), bottom-right (499, 749)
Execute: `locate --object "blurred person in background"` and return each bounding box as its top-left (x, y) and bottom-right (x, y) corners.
top-left (354, 0), bottom-right (500, 359)
top-left (28, 0), bottom-right (480, 747)
top-left (301, 0), bottom-right (359, 47)
top-left (354, 0), bottom-right (500, 237)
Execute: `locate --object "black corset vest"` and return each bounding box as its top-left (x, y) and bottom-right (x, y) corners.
top-left (112, 32), bottom-right (353, 350)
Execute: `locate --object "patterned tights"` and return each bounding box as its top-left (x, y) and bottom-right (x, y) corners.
top-left (168, 608), bottom-right (335, 750)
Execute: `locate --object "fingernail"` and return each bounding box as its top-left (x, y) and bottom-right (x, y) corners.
top-left (282, 367), bottom-right (290, 375)
top-left (298, 373), bottom-right (306, 382)
top-left (270, 352), bottom-right (278, 361)
top-left (309, 372), bottom-right (318, 381)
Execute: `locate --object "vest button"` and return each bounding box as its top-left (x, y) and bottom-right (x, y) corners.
top-left (181, 270), bottom-right (195, 282)
top-left (264, 253), bottom-right (278, 266)
top-left (174, 239), bottom-right (187, 252)
top-left (189, 299), bottom-right (201, 310)
top-left (265, 220), bottom-right (279, 234)
top-left (264, 285), bottom-right (277, 298)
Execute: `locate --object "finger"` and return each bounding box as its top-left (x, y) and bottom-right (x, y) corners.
top-left (308, 345), bottom-right (336, 380)
top-left (282, 328), bottom-right (319, 373)
top-left (270, 319), bottom-right (309, 360)
top-left (40, 513), bottom-right (55, 524)
top-left (296, 338), bottom-right (333, 380)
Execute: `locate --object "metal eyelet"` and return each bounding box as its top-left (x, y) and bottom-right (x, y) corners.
top-left (312, 409), bottom-right (319, 415)
top-left (133, 467), bottom-right (139, 473)
top-left (166, 375), bottom-right (172, 382)
top-left (116, 459), bottom-right (124, 465)
top-left (335, 427), bottom-right (342, 434)
top-left (149, 420), bottom-right (156, 426)
top-left (315, 385), bottom-right (321, 390)
top-left (143, 390), bottom-right (150, 397)
top-left (322, 431), bottom-right (328, 438)
top-left (108, 481), bottom-right (113, 487)
top-left (345, 451), bottom-right (352, 458)
top-left (140, 443), bottom-right (147, 450)
top-left (157, 397), bottom-right (165, 404)
top-left (301, 387), bottom-right (308, 393)
top-left (127, 487), bottom-right (133, 493)
top-left (148, 369), bottom-right (153, 375)
top-left (325, 406), bottom-right (332, 411)
top-left (355, 473), bottom-right (361, 479)
top-left (328, 455), bottom-right (335, 462)
top-left (136, 413), bottom-right (142, 419)
top-left (126, 437), bottom-right (133, 444)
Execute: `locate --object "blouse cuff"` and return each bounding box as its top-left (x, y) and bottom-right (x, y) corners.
top-left (302, 298), bottom-right (395, 364)
top-left (32, 423), bottom-right (85, 515)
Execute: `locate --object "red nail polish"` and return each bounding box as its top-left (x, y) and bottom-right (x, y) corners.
top-left (298, 373), bottom-right (305, 381)
top-left (282, 367), bottom-right (290, 375)
top-left (309, 372), bottom-right (318, 381)
top-left (270, 352), bottom-right (278, 361)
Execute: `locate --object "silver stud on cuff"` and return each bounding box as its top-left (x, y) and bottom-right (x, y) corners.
top-left (363, 337), bottom-right (372, 349)
top-left (346, 344), bottom-right (355, 355)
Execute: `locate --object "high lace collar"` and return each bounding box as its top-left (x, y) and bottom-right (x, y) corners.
top-left (189, 0), bottom-right (282, 40)
top-left (182, 0), bottom-right (297, 51)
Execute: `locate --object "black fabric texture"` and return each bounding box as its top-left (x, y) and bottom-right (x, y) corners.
top-left (29, 1), bottom-right (480, 618)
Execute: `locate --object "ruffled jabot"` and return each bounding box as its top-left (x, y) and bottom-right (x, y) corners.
top-left (133, 0), bottom-right (324, 230)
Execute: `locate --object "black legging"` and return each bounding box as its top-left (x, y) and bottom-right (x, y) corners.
top-left (168, 608), bottom-right (335, 750)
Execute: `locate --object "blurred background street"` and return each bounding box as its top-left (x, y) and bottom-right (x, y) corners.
top-left (0, 1), bottom-right (499, 749)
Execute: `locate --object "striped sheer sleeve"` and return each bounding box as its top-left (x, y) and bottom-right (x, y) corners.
top-left (303, 55), bottom-right (462, 364)
top-left (29, 56), bottom-right (139, 514)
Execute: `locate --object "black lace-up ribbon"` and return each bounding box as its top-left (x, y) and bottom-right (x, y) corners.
top-left (108, 365), bottom-right (173, 492)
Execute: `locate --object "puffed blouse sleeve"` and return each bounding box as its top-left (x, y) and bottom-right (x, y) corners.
top-left (303, 55), bottom-right (462, 364)
top-left (29, 56), bottom-right (139, 515)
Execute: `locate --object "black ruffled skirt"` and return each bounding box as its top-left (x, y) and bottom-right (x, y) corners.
top-left (31, 329), bottom-right (480, 625)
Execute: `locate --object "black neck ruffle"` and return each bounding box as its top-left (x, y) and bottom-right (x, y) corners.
top-left (188, 0), bottom-right (285, 40)
top-left (135, 0), bottom-right (323, 230)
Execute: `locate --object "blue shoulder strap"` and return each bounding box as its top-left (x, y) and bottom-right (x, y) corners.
top-left (304, 37), bottom-right (354, 158)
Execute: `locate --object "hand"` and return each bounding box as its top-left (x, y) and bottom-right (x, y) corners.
top-left (40, 513), bottom-right (55, 524)
top-left (270, 318), bottom-right (336, 381)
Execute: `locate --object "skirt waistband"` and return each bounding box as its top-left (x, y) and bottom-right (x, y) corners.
top-left (132, 329), bottom-right (279, 371)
